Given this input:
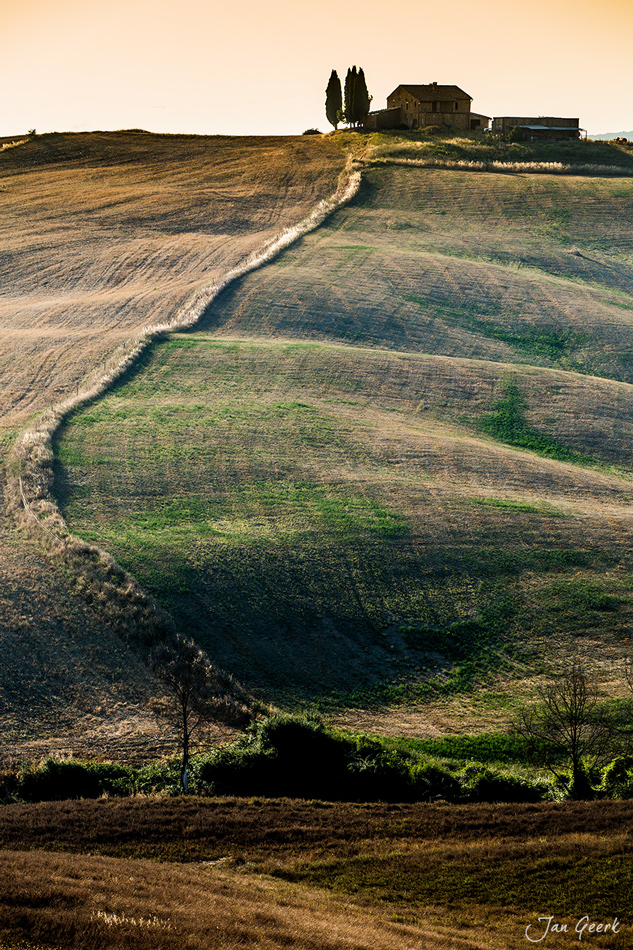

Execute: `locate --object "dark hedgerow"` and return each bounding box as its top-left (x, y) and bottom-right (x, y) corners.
top-left (19, 759), bottom-right (102, 802)
top-left (5, 718), bottom-right (559, 805)
top-left (196, 715), bottom-right (551, 804)
top-left (17, 759), bottom-right (136, 802)
top-left (460, 765), bottom-right (549, 804)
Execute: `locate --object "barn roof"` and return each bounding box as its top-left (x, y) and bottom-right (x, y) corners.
top-left (390, 84), bottom-right (472, 102)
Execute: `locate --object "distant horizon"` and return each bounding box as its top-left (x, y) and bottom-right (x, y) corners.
top-left (3, 126), bottom-right (631, 140)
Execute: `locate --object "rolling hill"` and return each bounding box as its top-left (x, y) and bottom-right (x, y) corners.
top-left (4, 127), bottom-right (633, 950)
top-left (50, 135), bottom-right (633, 732)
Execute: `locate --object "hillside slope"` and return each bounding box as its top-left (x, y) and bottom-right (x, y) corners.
top-left (56, 146), bottom-right (633, 721)
top-left (0, 132), bottom-right (347, 760)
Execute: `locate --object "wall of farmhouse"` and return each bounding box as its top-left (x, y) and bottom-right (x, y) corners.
top-left (364, 108), bottom-right (404, 130)
top-left (387, 87), bottom-right (471, 130)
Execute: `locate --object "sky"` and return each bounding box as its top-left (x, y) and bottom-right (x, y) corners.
top-left (2, 0), bottom-right (632, 137)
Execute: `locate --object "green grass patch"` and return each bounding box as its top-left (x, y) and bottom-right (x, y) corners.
top-left (546, 579), bottom-right (625, 614)
top-left (480, 381), bottom-right (591, 464)
top-left (274, 842), bottom-right (633, 922)
top-left (117, 481), bottom-right (409, 543)
top-left (405, 731), bottom-right (561, 766)
top-left (468, 497), bottom-right (565, 516)
top-left (403, 294), bottom-right (592, 371)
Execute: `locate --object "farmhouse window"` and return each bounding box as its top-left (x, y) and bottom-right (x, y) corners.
top-left (454, 101), bottom-right (458, 110)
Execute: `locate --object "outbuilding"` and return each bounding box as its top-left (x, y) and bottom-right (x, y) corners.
top-left (492, 116), bottom-right (582, 139)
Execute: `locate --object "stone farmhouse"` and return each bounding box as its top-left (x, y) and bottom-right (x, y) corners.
top-left (364, 83), bottom-right (490, 132)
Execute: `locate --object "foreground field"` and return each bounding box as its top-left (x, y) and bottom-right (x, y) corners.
top-left (0, 797), bottom-right (629, 949)
top-left (0, 132), bottom-right (346, 756)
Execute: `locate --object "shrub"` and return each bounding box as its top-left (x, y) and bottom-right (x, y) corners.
top-left (411, 762), bottom-right (461, 802)
top-left (302, 128), bottom-right (322, 135)
top-left (83, 761), bottom-right (136, 797)
top-left (196, 744), bottom-right (275, 797)
top-left (19, 759), bottom-right (101, 802)
top-left (17, 758), bottom-right (137, 802)
top-left (346, 739), bottom-right (414, 802)
top-left (134, 758), bottom-right (182, 796)
top-left (506, 126), bottom-right (524, 143)
top-left (0, 767), bottom-right (21, 804)
top-left (199, 714), bottom-right (350, 799)
top-left (600, 756), bottom-right (633, 799)
top-left (460, 765), bottom-right (548, 803)
top-left (198, 715), bottom-right (416, 801)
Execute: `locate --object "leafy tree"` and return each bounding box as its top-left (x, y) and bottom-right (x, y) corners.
top-left (515, 659), bottom-right (611, 799)
top-left (325, 69), bottom-right (342, 130)
top-left (151, 638), bottom-right (250, 793)
top-left (344, 66), bottom-right (357, 126)
top-left (355, 68), bottom-right (372, 126)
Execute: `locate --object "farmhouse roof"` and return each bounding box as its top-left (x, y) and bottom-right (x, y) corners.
top-left (517, 124), bottom-right (579, 131)
top-left (391, 84), bottom-right (472, 101)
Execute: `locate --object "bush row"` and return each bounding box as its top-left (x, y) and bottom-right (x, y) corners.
top-left (2, 717), bottom-right (632, 805)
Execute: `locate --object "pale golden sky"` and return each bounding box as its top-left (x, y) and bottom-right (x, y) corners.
top-left (2, 0), bottom-right (632, 136)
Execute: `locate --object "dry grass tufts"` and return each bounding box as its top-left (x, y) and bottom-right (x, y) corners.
top-left (0, 848), bottom-right (490, 950)
top-left (370, 156), bottom-right (633, 177)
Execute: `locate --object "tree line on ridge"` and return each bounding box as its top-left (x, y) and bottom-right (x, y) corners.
top-left (325, 67), bottom-right (372, 129)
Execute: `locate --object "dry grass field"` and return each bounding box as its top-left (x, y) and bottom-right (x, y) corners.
top-left (0, 797), bottom-right (629, 949)
top-left (205, 166), bottom-right (633, 379)
top-left (0, 131), bottom-right (346, 756)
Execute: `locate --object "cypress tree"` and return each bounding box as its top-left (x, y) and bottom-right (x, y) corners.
top-left (355, 68), bottom-right (372, 126)
top-left (325, 69), bottom-right (343, 130)
top-left (344, 66), bottom-right (357, 126)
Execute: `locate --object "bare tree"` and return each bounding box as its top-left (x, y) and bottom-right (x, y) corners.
top-left (516, 660), bottom-right (611, 799)
top-left (151, 639), bottom-right (251, 793)
top-left (624, 656), bottom-right (633, 697)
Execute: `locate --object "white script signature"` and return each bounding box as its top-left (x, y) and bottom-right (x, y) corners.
top-left (525, 916), bottom-right (620, 942)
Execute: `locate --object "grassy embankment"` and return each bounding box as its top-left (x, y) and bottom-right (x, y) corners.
top-left (365, 128), bottom-right (633, 171)
top-left (57, 145), bottom-right (633, 722)
top-left (0, 131), bottom-right (347, 760)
